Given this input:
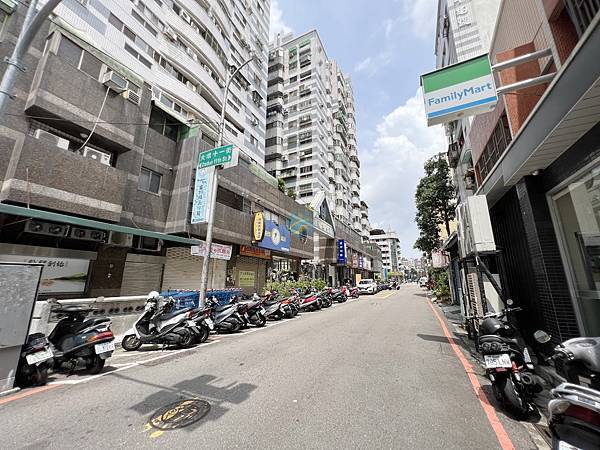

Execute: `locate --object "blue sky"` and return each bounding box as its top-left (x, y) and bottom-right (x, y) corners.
top-left (270, 0), bottom-right (446, 258)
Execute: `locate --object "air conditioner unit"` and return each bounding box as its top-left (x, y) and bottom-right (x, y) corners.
top-left (163, 26), bottom-right (177, 40)
top-left (281, 155), bottom-right (288, 161)
top-left (123, 89), bottom-right (141, 104)
top-left (251, 118), bottom-right (259, 126)
top-left (102, 70), bottom-right (127, 93)
top-left (70, 227), bottom-right (107, 242)
top-left (134, 235), bottom-right (162, 252)
top-left (25, 220), bottom-right (69, 237)
top-left (83, 146), bottom-right (112, 166)
top-left (108, 231), bottom-right (134, 247)
top-left (33, 129), bottom-right (70, 150)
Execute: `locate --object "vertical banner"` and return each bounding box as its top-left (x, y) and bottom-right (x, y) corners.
top-left (191, 166), bottom-right (213, 224)
top-left (337, 239), bottom-right (346, 265)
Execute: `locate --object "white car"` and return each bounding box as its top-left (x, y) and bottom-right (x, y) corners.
top-left (357, 279), bottom-right (377, 294)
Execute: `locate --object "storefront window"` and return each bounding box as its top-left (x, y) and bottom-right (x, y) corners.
top-left (553, 164), bottom-right (600, 335)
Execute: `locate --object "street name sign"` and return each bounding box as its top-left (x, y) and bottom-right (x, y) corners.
top-left (199, 145), bottom-right (234, 168)
top-left (421, 54), bottom-right (498, 126)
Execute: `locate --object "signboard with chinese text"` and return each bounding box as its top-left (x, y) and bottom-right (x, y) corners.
top-left (337, 240), bottom-right (346, 265)
top-left (199, 145), bottom-right (235, 168)
top-left (257, 219), bottom-right (290, 253)
top-left (0, 255), bottom-right (89, 293)
top-left (238, 270), bottom-right (255, 287)
top-left (190, 242), bottom-right (233, 260)
top-left (191, 166), bottom-right (213, 224)
top-left (240, 245), bottom-right (271, 260)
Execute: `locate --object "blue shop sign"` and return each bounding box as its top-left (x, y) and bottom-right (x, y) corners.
top-left (258, 219), bottom-right (291, 252)
top-left (337, 239), bottom-right (346, 264)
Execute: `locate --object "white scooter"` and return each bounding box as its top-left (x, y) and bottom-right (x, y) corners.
top-left (121, 292), bottom-right (197, 351)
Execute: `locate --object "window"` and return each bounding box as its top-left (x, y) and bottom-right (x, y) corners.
top-left (289, 75), bottom-right (297, 83)
top-left (149, 106), bottom-right (180, 141)
top-left (139, 167), bottom-right (161, 194)
top-left (250, 135), bottom-right (258, 146)
top-left (217, 186), bottom-right (244, 211)
top-left (300, 165), bottom-right (312, 174)
top-left (79, 51), bottom-right (103, 78)
top-left (57, 37), bottom-right (103, 79)
top-left (266, 137), bottom-right (283, 147)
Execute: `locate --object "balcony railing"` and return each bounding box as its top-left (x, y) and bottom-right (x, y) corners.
top-left (447, 142), bottom-right (460, 168)
top-left (564, 0), bottom-right (600, 38)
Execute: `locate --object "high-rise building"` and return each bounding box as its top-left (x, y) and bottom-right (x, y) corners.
top-left (360, 201), bottom-right (371, 242)
top-left (51, 0), bottom-right (271, 164)
top-left (369, 229), bottom-right (401, 274)
top-left (266, 30), bottom-right (362, 228)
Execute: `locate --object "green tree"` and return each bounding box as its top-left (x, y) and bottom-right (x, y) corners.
top-left (414, 156), bottom-right (455, 255)
top-left (277, 177), bottom-right (286, 193)
top-left (286, 187), bottom-right (297, 199)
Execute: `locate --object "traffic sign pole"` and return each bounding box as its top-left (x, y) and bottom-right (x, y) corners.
top-left (198, 54), bottom-right (256, 309)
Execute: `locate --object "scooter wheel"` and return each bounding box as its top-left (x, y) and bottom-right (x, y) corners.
top-left (197, 326), bottom-right (210, 343)
top-left (177, 329), bottom-right (195, 348)
top-left (86, 356), bottom-right (105, 375)
top-left (497, 376), bottom-right (529, 419)
top-left (122, 335), bottom-right (142, 351)
top-left (255, 315), bottom-right (267, 327)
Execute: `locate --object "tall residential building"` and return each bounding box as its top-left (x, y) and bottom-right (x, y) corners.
top-left (266, 30), bottom-right (362, 228)
top-left (360, 201), bottom-right (371, 241)
top-left (50, 0), bottom-right (271, 165)
top-left (369, 229), bottom-right (401, 274)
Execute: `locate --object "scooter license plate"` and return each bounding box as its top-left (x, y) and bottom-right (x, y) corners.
top-left (205, 317), bottom-right (214, 330)
top-left (187, 320), bottom-right (196, 327)
top-left (94, 341), bottom-right (115, 355)
top-left (26, 348), bottom-right (53, 365)
top-left (484, 354), bottom-right (512, 369)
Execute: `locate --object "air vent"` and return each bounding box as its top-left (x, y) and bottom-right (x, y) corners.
top-left (124, 89), bottom-right (141, 105)
top-left (25, 220), bottom-right (69, 237)
top-left (70, 227), bottom-right (107, 242)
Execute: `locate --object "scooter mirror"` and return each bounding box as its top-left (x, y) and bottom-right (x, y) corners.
top-left (506, 298), bottom-right (514, 306)
top-left (533, 330), bottom-right (552, 344)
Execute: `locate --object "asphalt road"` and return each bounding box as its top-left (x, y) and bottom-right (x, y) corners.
top-left (0, 285), bottom-right (544, 449)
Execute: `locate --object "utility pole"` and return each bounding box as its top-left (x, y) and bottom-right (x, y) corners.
top-left (198, 53), bottom-right (257, 309)
top-left (0, 0), bottom-right (62, 117)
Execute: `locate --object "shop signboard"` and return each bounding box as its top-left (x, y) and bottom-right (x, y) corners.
top-left (313, 216), bottom-right (334, 238)
top-left (337, 240), bottom-right (346, 265)
top-left (364, 258), bottom-right (371, 271)
top-left (359, 255), bottom-right (364, 269)
top-left (238, 270), bottom-right (255, 287)
top-left (432, 251), bottom-right (450, 268)
top-left (257, 219), bottom-right (290, 253)
top-left (252, 212), bottom-right (265, 242)
top-left (421, 54), bottom-right (497, 126)
top-left (239, 245), bottom-right (271, 260)
top-left (0, 255), bottom-right (89, 293)
top-left (351, 254), bottom-right (358, 268)
top-left (190, 242), bottom-right (232, 260)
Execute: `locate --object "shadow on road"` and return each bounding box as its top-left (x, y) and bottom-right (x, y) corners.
top-left (416, 333), bottom-right (451, 343)
top-left (413, 292), bottom-right (429, 298)
top-left (114, 372), bottom-right (258, 430)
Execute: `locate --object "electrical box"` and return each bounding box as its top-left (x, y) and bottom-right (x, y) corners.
top-left (457, 195), bottom-right (496, 257)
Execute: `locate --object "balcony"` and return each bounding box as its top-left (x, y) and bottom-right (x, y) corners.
top-left (447, 141), bottom-right (460, 168)
top-left (564, 0), bottom-right (600, 37)
top-left (3, 135), bottom-right (127, 222)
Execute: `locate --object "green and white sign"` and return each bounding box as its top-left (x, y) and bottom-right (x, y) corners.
top-left (199, 144), bottom-right (235, 168)
top-left (421, 55), bottom-right (497, 126)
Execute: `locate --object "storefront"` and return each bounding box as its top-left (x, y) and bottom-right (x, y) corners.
top-left (549, 156), bottom-right (600, 336)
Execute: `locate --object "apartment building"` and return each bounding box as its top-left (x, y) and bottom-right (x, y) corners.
top-left (369, 229), bottom-right (401, 275)
top-left (266, 30), bottom-right (361, 225)
top-left (0, 0), bottom-right (320, 296)
top-left (360, 201), bottom-right (371, 241)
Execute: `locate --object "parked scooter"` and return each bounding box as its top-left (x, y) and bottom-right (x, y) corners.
top-left (15, 333), bottom-right (53, 387)
top-left (232, 294), bottom-right (267, 327)
top-left (345, 284), bottom-right (360, 298)
top-left (206, 296), bottom-right (245, 333)
top-left (476, 301), bottom-right (540, 418)
top-left (188, 306), bottom-right (214, 344)
top-left (330, 287), bottom-right (347, 303)
top-left (318, 290), bottom-right (333, 308)
top-left (533, 330), bottom-right (600, 449)
top-left (263, 291), bottom-right (288, 320)
top-left (299, 289), bottom-right (321, 312)
top-left (121, 292), bottom-right (196, 351)
top-left (47, 301), bottom-right (115, 374)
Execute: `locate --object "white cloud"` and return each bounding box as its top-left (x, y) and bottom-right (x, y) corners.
top-left (404, 0), bottom-right (438, 39)
top-left (269, 0), bottom-right (292, 40)
top-left (354, 51), bottom-right (392, 77)
top-left (360, 89), bottom-right (446, 257)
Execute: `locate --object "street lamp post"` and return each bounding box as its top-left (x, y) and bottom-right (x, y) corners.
top-left (198, 53), bottom-right (257, 309)
top-left (0, 0), bottom-right (62, 117)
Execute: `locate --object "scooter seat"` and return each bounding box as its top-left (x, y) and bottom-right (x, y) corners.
top-left (158, 307), bottom-right (192, 321)
top-left (213, 304), bottom-right (234, 312)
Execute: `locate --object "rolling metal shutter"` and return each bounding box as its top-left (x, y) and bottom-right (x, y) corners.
top-left (162, 248), bottom-right (227, 291)
top-left (120, 261), bottom-right (163, 295)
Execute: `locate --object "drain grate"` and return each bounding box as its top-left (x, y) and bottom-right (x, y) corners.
top-left (150, 399), bottom-right (211, 430)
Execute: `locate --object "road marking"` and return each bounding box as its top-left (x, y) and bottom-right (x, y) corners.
top-left (427, 300), bottom-right (516, 450)
top-left (378, 291), bottom-right (396, 299)
top-left (0, 384), bottom-right (60, 406)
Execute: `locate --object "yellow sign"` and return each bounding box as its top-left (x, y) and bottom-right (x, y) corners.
top-left (252, 212), bottom-right (265, 242)
top-left (238, 270), bottom-right (255, 287)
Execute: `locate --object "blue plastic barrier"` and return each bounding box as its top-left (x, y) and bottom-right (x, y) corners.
top-left (160, 289), bottom-right (243, 309)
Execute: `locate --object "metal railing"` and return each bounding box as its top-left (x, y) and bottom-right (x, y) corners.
top-left (564, 0), bottom-right (600, 37)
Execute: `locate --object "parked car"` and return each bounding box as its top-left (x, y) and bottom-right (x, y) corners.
top-left (357, 278), bottom-right (377, 295)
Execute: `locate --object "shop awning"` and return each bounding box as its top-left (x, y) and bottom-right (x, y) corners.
top-left (477, 14), bottom-right (600, 206)
top-left (0, 203), bottom-right (201, 245)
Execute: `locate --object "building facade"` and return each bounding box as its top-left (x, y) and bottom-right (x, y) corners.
top-left (0, 0), bottom-right (320, 297)
top-left (369, 229), bottom-right (401, 276)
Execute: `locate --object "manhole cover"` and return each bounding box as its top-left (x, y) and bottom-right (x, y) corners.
top-left (150, 399), bottom-right (211, 430)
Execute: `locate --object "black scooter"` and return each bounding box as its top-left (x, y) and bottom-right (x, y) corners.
top-left (48, 303), bottom-right (115, 374)
top-left (534, 331), bottom-right (600, 449)
top-left (15, 333), bottom-right (53, 387)
top-left (475, 302), bottom-right (540, 418)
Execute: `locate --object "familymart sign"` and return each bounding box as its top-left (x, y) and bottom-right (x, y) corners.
top-left (421, 55), bottom-right (498, 126)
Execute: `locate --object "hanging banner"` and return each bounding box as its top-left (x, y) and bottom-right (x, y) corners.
top-left (421, 54), bottom-right (497, 126)
top-left (337, 239), bottom-right (346, 265)
top-left (191, 165), bottom-right (213, 224)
